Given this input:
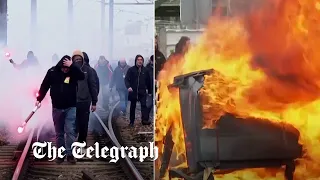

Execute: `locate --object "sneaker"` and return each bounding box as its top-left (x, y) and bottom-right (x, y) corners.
top-left (129, 123), bottom-right (134, 127)
top-left (67, 156), bottom-right (76, 164)
top-left (56, 157), bottom-right (64, 164)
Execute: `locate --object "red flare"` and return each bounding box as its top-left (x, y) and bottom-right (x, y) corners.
top-left (5, 52), bottom-right (10, 58)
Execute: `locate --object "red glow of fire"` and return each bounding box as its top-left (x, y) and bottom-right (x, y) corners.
top-left (17, 126), bottom-right (24, 134)
top-left (5, 52), bottom-right (10, 58)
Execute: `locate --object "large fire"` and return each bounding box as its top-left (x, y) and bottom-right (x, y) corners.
top-left (155, 0), bottom-right (320, 179)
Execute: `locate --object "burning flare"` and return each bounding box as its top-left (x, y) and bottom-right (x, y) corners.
top-left (17, 104), bottom-right (41, 134)
top-left (17, 125), bottom-right (25, 134)
top-left (156, 0), bottom-right (320, 179)
top-left (5, 52), bottom-right (10, 58)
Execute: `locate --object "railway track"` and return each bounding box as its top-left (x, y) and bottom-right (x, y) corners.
top-left (0, 101), bottom-right (154, 180)
top-left (0, 143), bottom-right (20, 179)
top-left (102, 102), bottom-right (154, 180)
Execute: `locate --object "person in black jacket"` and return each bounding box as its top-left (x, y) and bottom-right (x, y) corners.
top-left (94, 56), bottom-right (113, 110)
top-left (146, 55), bottom-right (154, 119)
top-left (71, 50), bottom-right (99, 147)
top-left (125, 55), bottom-right (152, 126)
top-left (109, 59), bottom-right (130, 114)
top-left (36, 55), bottom-right (85, 164)
top-left (82, 52), bottom-right (102, 134)
top-left (83, 52), bottom-right (100, 94)
top-left (155, 35), bottom-right (166, 79)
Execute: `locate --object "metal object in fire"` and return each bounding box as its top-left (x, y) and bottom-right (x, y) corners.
top-left (161, 69), bottom-right (302, 180)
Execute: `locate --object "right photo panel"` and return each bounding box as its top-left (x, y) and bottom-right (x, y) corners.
top-left (155, 0), bottom-right (313, 180)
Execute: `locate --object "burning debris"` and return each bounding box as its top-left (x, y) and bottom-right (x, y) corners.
top-left (160, 69), bottom-right (302, 180)
top-left (155, 0), bottom-right (320, 179)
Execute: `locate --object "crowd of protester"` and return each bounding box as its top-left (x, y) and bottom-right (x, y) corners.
top-left (9, 49), bottom-right (154, 164)
top-left (6, 34), bottom-right (187, 164)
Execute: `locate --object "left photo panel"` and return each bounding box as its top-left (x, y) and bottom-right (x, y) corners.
top-left (0, 0), bottom-right (155, 180)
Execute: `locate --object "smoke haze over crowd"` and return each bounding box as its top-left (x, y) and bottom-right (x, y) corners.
top-left (0, 0), bottom-right (154, 139)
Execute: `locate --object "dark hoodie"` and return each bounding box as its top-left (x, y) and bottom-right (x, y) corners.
top-left (83, 52), bottom-right (100, 93)
top-left (146, 55), bottom-right (154, 88)
top-left (155, 43), bottom-right (166, 79)
top-left (109, 60), bottom-right (130, 91)
top-left (94, 56), bottom-right (113, 86)
top-left (72, 52), bottom-right (99, 106)
top-left (125, 55), bottom-right (152, 101)
top-left (37, 55), bottom-right (85, 109)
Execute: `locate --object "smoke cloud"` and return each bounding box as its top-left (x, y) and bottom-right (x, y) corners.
top-left (0, 0), bottom-right (154, 141)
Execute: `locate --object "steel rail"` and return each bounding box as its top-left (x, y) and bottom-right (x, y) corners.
top-left (12, 127), bottom-right (35, 180)
top-left (93, 101), bottom-right (144, 180)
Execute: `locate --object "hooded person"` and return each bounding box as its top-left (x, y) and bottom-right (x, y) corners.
top-left (71, 50), bottom-right (99, 149)
top-left (95, 55), bottom-right (113, 86)
top-left (155, 35), bottom-right (166, 79)
top-left (94, 55), bottom-right (113, 110)
top-left (10, 51), bottom-right (40, 70)
top-left (109, 58), bottom-right (131, 114)
top-left (36, 55), bottom-right (85, 164)
top-left (52, 53), bottom-right (59, 65)
top-left (124, 54), bottom-right (152, 126)
top-left (146, 55), bottom-right (154, 119)
top-left (83, 52), bottom-right (100, 94)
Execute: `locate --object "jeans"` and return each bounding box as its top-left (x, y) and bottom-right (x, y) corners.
top-left (76, 102), bottom-right (91, 145)
top-left (52, 107), bottom-right (77, 156)
top-left (118, 89), bottom-right (128, 113)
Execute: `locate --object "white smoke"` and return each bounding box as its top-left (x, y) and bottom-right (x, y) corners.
top-left (0, 0), bottom-right (154, 140)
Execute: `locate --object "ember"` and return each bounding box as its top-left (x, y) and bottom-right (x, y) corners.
top-left (155, 0), bottom-right (320, 179)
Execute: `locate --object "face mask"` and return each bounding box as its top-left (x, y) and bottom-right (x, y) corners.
top-left (75, 61), bottom-right (82, 65)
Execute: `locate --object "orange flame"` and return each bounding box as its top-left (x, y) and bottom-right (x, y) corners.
top-left (156, 0), bottom-right (320, 179)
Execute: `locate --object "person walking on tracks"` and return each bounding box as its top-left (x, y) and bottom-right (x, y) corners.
top-left (109, 59), bottom-right (130, 115)
top-left (125, 55), bottom-right (152, 127)
top-left (35, 55), bottom-right (85, 164)
top-left (9, 51), bottom-right (40, 70)
top-left (72, 50), bottom-right (99, 148)
top-left (83, 52), bottom-right (100, 94)
top-left (94, 55), bottom-right (113, 110)
top-left (52, 53), bottom-right (59, 65)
